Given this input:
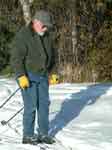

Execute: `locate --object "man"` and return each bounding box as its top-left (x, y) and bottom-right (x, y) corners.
top-left (10, 10), bottom-right (55, 145)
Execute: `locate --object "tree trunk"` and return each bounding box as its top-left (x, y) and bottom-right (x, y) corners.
top-left (19, 0), bottom-right (33, 24)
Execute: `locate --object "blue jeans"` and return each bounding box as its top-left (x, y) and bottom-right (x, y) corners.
top-left (20, 72), bottom-right (50, 137)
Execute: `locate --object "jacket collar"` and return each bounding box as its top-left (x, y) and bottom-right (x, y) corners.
top-left (28, 22), bottom-right (37, 37)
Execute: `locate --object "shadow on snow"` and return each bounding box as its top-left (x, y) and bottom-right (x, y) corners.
top-left (49, 83), bottom-right (112, 136)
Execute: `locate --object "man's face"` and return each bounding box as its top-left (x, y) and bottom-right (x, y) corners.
top-left (32, 20), bottom-right (47, 33)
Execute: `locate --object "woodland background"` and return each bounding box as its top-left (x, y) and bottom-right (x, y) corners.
top-left (0, 0), bottom-right (112, 82)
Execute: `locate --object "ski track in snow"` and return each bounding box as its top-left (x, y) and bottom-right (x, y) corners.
top-left (0, 78), bottom-right (112, 150)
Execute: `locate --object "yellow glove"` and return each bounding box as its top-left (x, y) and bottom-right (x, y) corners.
top-left (18, 75), bottom-right (30, 89)
top-left (49, 74), bottom-right (59, 84)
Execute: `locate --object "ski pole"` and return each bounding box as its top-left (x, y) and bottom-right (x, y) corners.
top-left (1, 107), bottom-right (24, 126)
top-left (0, 87), bottom-right (20, 109)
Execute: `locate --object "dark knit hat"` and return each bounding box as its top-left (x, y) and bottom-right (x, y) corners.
top-left (32, 10), bottom-right (53, 28)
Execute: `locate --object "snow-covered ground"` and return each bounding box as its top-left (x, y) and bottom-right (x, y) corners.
top-left (0, 77), bottom-right (112, 150)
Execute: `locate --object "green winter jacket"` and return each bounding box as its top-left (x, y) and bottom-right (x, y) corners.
top-left (10, 23), bottom-right (55, 77)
